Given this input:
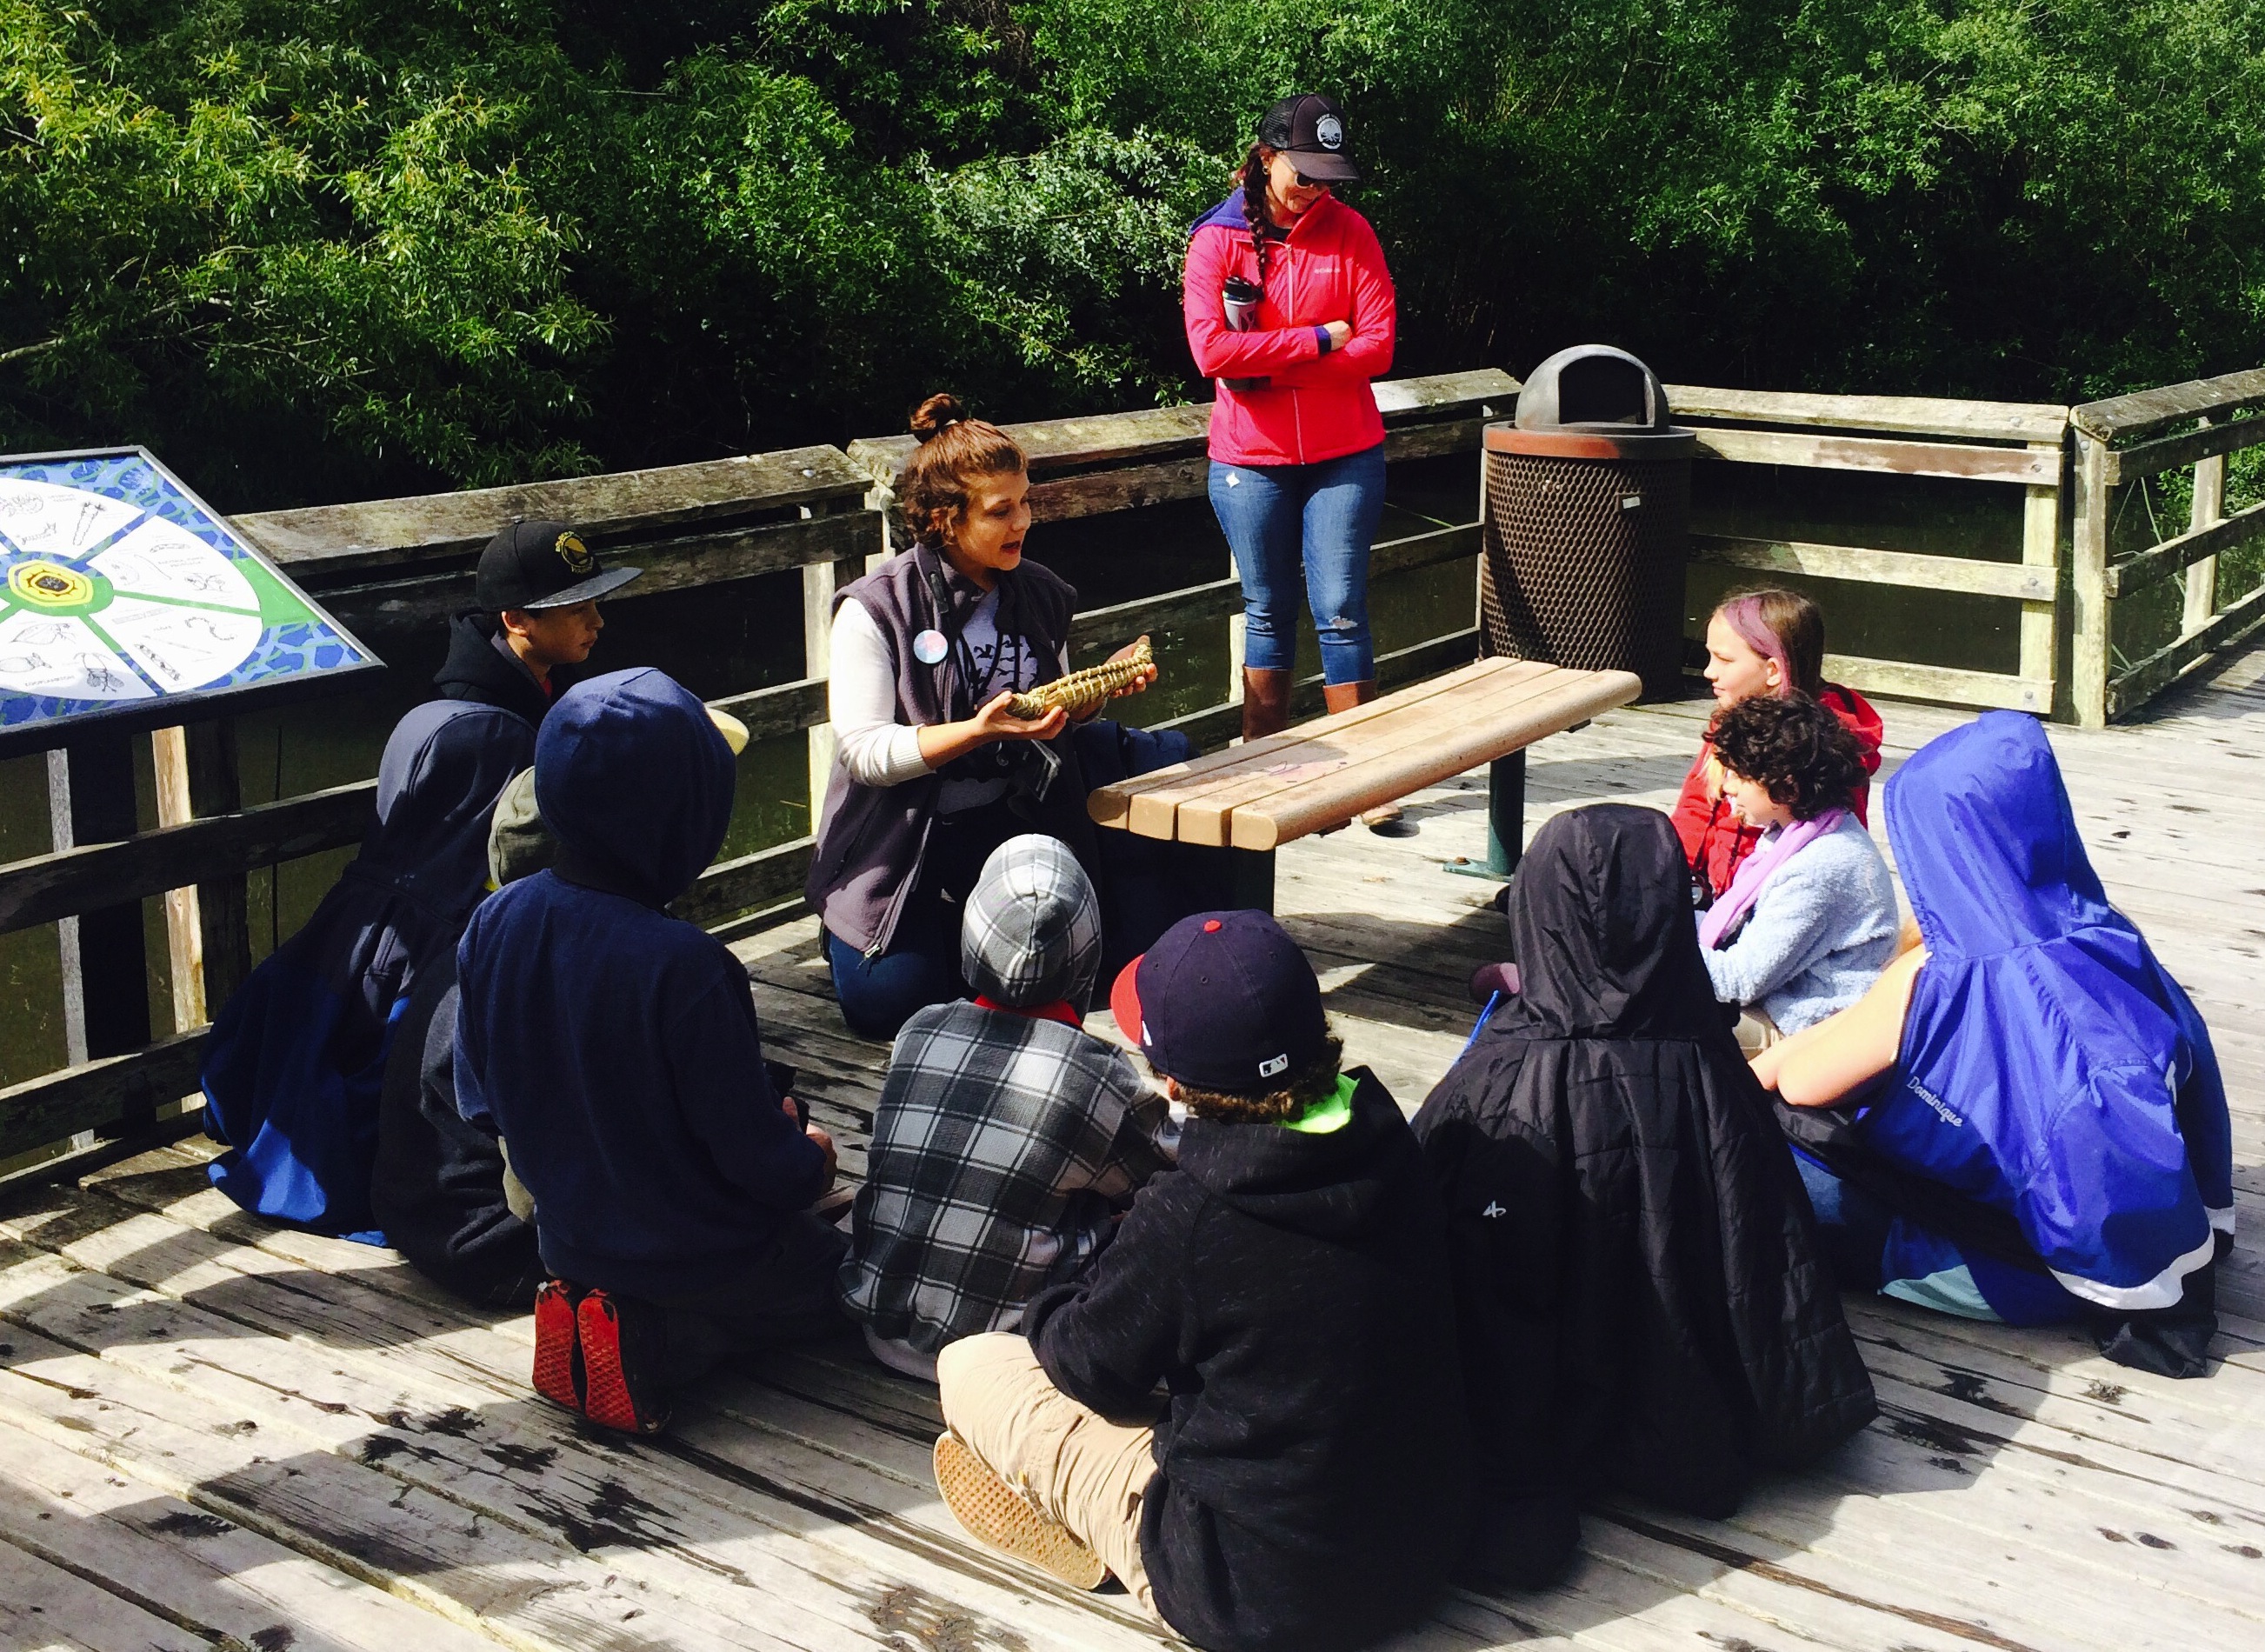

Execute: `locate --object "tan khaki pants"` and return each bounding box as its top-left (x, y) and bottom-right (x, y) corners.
top-left (936, 1332), bottom-right (1160, 1616)
top-left (1735, 1006), bottom-right (1784, 1057)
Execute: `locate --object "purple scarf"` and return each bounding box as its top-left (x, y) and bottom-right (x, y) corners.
top-left (1698, 807), bottom-right (1848, 950)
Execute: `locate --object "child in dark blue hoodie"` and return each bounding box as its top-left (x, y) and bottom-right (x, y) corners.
top-left (454, 668), bottom-right (843, 1434)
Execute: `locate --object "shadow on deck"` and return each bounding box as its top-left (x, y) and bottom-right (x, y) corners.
top-left (3, 642), bottom-right (2262, 1652)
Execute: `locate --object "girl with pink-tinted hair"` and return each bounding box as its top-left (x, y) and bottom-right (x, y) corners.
top-left (1670, 589), bottom-right (1884, 904)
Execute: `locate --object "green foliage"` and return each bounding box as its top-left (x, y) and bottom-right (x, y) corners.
top-left (0, 2), bottom-right (607, 496)
top-left (2, 0), bottom-right (2262, 507)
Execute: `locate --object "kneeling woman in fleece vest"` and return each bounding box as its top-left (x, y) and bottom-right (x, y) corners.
top-left (805, 394), bottom-right (1162, 1042)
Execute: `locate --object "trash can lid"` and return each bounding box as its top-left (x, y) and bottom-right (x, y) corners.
top-left (1516, 345), bottom-right (1674, 433)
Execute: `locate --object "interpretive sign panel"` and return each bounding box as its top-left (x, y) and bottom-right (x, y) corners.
top-left (0, 448), bottom-right (378, 757)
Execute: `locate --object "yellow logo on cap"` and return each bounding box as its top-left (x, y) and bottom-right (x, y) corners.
top-left (555, 532), bottom-right (593, 575)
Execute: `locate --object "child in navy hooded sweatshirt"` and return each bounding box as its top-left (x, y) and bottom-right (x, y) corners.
top-left (454, 667), bottom-right (843, 1434)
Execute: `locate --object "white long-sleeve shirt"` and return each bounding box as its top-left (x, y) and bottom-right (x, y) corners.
top-left (828, 595), bottom-right (1065, 807)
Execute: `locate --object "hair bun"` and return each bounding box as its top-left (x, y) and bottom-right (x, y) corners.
top-left (909, 392), bottom-right (969, 443)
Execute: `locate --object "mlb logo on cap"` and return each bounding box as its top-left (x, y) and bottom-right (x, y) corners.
top-left (1109, 910), bottom-right (1329, 1092)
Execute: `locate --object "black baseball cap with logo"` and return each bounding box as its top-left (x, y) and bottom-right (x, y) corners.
top-left (1257, 93), bottom-right (1360, 183)
top-left (476, 520), bottom-right (643, 612)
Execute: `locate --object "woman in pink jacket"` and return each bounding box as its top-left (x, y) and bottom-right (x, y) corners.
top-left (1183, 94), bottom-right (1399, 766)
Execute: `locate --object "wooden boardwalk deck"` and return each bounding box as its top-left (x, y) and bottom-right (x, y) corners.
top-left (4, 640), bottom-right (2264, 1652)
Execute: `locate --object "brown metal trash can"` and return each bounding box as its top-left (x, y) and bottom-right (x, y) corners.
top-left (1480, 346), bottom-right (1696, 699)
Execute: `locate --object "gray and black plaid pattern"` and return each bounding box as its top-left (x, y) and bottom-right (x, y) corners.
top-left (838, 1003), bottom-right (1172, 1354)
top-left (958, 834), bottom-right (1102, 1009)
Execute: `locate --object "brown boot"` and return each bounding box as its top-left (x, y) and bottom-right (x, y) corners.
top-left (1321, 681), bottom-right (1407, 830)
top-left (1241, 667), bottom-right (1293, 743)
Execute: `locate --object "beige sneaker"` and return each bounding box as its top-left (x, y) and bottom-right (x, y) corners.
top-left (1361, 801), bottom-right (1407, 831)
top-left (933, 1433), bottom-right (1108, 1589)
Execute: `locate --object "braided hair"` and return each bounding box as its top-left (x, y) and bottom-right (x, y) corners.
top-left (1239, 143), bottom-right (1278, 281)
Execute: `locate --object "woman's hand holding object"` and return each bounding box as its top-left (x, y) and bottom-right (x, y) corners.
top-left (1103, 635), bottom-right (1159, 702)
top-left (914, 693), bottom-right (1066, 769)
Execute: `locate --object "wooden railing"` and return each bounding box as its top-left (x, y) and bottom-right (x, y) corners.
top-left (6, 363), bottom-right (2259, 1186)
top-left (1666, 386), bottom-right (2069, 716)
top-left (2070, 367), bottom-right (2265, 725)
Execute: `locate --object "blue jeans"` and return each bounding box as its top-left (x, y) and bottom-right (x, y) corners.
top-left (1792, 1149), bottom-right (1890, 1292)
top-left (1209, 443), bottom-right (1387, 684)
top-left (827, 906), bottom-right (963, 1042)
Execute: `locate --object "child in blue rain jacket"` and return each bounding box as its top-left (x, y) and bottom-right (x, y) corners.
top-left (1755, 711), bottom-right (2234, 1376)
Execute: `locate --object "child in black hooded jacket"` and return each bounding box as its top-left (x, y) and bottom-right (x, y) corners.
top-left (1414, 803), bottom-right (1875, 1585)
top-left (931, 909), bottom-right (1471, 1652)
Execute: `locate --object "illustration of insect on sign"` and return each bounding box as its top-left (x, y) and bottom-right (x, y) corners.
top-left (0, 449), bottom-right (379, 757)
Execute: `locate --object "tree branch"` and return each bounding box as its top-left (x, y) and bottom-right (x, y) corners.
top-left (0, 336), bottom-right (65, 368)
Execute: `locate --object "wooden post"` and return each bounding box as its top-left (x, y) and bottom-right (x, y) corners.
top-left (2186, 420), bottom-right (2224, 637)
top-left (46, 730), bottom-right (155, 1130)
top-left (44, 751), bottom-right (89, 1071)
top-left (150, 726), bottom-right (206, 1029)
top-left (2070, 430), bottom-right (2112, 728)
top-left (802, 501), bottom-right (865, 836)
top-left (186, 720), bottom-right (251, 1015)
top-left (2020, 439), bottom-right (2064, 717)
top-left (863, 484), bottom-right (893, 576)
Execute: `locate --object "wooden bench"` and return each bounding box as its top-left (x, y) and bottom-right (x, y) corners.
top-left (1089, 658), bottom-right (1644, 908)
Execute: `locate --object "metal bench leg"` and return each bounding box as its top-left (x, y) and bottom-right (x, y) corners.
top-left (1228, 847), bottom-right (1276, 914)
top-left (1445, 748), bottom-right (1527, 881)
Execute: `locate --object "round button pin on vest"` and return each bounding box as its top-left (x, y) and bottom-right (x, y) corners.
top-left (913, 629), bottom-right (949, 665)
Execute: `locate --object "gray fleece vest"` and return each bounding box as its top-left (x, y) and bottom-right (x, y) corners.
top-left (805, 543), bottom-right (1076, 956)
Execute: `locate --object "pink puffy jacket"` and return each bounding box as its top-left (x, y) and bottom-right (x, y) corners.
top-left (1181, 188), bottom-right (1396, 467)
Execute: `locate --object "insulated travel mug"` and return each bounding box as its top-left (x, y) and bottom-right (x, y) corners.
top-left (1221, 276), bottom-right (1268, 391)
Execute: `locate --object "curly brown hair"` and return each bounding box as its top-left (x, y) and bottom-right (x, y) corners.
top-left (1710, 693), bottom-right (1866, 821)
top-left (1170, 1034), bottom-right (1345, 1125)
top-left (897, 391), bottom-right (1026, 549)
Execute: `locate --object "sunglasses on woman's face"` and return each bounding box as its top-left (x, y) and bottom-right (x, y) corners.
top-left (1293, 170), bottom-right (1330, 189)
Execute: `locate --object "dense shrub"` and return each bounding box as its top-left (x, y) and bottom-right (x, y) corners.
top-left (3, 0), bottom-right (2261, 508)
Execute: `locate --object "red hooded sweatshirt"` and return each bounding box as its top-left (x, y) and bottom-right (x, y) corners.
top-left (1182, 188), bottom-right (1396, 467)
top-left (1670, 683), bottom-right (1885, 902)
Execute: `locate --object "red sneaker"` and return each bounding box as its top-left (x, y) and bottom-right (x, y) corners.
top-left (531, 1279), bottom-right (584, 1413)
top-left (576, 1289), bottom-right (670, 1436)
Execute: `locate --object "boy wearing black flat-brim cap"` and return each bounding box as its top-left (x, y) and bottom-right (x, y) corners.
top-left (433, 519), bottom-right (642, 730)
top-left (931, 909), bottom-right (1475, 1652)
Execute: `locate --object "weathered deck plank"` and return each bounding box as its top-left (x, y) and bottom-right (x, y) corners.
top-left (0, 1419), bottom-right (499, 1652)
top-left (3, 639), bottom-right (2262, 1652)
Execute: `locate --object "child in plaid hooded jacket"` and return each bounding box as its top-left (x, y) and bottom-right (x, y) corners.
top-left (839, 834), bottom-right (1174, 1379)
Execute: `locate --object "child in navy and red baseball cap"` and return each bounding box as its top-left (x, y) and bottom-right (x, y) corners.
top-left (929, 909), bottom-right (1475, 1652)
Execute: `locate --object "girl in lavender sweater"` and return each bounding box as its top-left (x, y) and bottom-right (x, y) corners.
top-left (1701, 695), bottom-right (1899, 1054)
